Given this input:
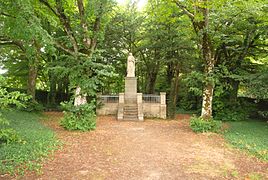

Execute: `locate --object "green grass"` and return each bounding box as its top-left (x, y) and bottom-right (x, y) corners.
top-left (224, 120), bottom-right (268, 161)
top-left (0, 110), bottom-right (60, 175)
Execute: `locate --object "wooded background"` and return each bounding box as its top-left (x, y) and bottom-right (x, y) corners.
top-left (0, 0), bottom-right (267, 119)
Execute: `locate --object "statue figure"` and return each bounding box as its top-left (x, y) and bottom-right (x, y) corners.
top-left (127, 53), bottom-right (135, 77)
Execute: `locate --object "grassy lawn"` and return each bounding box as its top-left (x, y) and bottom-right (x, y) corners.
top-left (0, 110), bottom-right (59, 175)
top-left (224, 120), bottom-right (268, 161)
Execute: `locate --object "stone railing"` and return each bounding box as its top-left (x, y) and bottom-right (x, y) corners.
top-left (142, 92), bottom-right (166, 119)
top-left (97, 95), bottom-right (119, 115)
top-left (142, 94), bottom-right (160, 103)
top-left (99, 95), bottom-right (119, 103)
top-left (97, 92), bottom-right (166, 119)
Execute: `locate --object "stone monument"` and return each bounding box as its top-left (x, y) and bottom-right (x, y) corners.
top-left (127, 53), bottom-right (135, 77)
top-left (118, 53), bottom-right (144, 121)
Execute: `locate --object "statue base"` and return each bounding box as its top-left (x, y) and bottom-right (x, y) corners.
top-left (125, 77), bottom-right (137, 104)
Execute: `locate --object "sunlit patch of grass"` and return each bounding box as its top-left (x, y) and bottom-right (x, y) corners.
top-left (0, 110), bottom-right (60, 175)
top-left (224, 120), bottom-right (268, 161)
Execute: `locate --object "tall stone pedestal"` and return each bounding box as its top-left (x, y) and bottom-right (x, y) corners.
top-left (117, 77), bottom-right (144, 121)
top-left (125, 77), bottom-right (137, 104)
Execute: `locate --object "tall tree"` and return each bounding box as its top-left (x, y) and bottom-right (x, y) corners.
top-left (38, 0), bottom-right (115, 105)
top-left (172, 0), bottom-right (215, 119)
top-left (0, 0), bottom-right (53, 101)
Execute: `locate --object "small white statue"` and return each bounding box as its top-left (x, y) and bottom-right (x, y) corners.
top-left (127, 53), bottom-right (135, 77)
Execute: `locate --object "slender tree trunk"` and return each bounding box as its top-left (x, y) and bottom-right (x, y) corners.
top-left (27, 63), bottom-right (38, 101)
top-left (146, 72), bottom-right (157, 94)
top-left (27, 40), bottom-right (41, 102)
top-left (229, 79), bottom-right (239, 103)
top-left (48, 71), bottom-right (56, 105)
top-left (168, 64), bottom-right (180, 119)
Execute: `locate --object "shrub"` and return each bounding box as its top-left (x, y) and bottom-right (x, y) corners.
top-left (22, 100), bottom-right (44, 112)
top-left (190, 116), bottom-right (222, 133)
top-left (60, 102), bottom-right (96, 131)
top-left (257, 111), bottom-right (268, 119)
top-left (214, 98), bottom-right (256, 121)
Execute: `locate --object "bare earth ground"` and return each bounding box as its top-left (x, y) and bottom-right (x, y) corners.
top-left (15, 113), bottom-right (268, 179)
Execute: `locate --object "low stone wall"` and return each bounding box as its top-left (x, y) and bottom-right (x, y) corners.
top-left (143, 103), bottom-right (165, 119)
top-left (97, 102), bottom-right (166, 119)
top-left (97, 93), bottom-right (166, 119)
top-left (96, 103), bottom-right (118, 115)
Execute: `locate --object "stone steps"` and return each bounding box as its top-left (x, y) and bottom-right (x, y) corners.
top-left (123, 104), bottom-right (138, 120)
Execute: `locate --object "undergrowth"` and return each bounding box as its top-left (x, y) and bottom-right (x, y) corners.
top-left (0, 110), bottom-right (60, 176)
top-left (190, 116), bottom-right (222, 133)
top-left (60, 102), bottom-right (96, 131)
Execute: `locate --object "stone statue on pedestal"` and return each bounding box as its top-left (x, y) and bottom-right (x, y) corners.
top-left (127, 53), bottom-right (135, 77)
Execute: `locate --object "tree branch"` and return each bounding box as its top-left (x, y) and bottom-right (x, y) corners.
top-left (0, 37), bottom-right (25, 51)
top-left (54, 41), bottom-right (75, 56)
top-left (55, 0), bottom-right (78, 54)
top-left (77, 0), bottom-right (91, 50)
top-left (0, 12), bottom-right (16, 18)
top-left (39, 0), bottom-right (59, 17)
top-left (172, 0), bottom-right (194, 20)
top-left (90, 2), bottom-right (104, 53)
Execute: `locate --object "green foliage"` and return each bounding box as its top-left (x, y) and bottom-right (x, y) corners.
top-left (190, 116), bottom-right (222, 133)
top-left (60, 102), bottom-right (96, 131)
top-left (257, 111), bottom-right (268, 119)
top-left (214, 99), bottom-right (256, 121)
top-left (0, 77), bottom-right (30, 109)
top-left (224, 120), bottom-right (268, 161)
top-left (0, 111), bottom-right (59, 175)
top-left (22, 101), bottom-right (45, 112)
top-left (0, 76), bottom-right (31, 145)
top-left (0, 115), bottom-right (23, 144)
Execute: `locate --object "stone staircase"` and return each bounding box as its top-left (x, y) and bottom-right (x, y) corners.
top-left (123, 104), bottom-right (138, 120)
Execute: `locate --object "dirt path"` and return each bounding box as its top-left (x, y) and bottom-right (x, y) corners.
top-left (24, 112), bottom-right (267, 179)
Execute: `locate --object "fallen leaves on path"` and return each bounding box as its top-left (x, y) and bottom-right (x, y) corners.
top-left (19, 112), bottom-right (268, 179)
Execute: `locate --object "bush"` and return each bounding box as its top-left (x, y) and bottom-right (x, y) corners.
top-left (22, 100), bottom-right (44, 112)
top-left (257, 111), bottom-right (268, 119)
top-left (190, 116), bottom-right (222, 133)
top-left (214, 98), bottom-right (256, 121)
top-left (60, 102), bottom-right (96, 131)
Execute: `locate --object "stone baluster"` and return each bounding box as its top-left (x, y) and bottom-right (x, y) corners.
top-left (160, 92), bottom-right (166, 119)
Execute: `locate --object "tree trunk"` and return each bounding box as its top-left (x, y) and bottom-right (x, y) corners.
top-left (200, 4), bottom-right (215, 120)
top-left (27, 63), bottom-right (38, 101)
top-left (229, 79), bottom-right (239, 103)
top-left (201, 83), bottom-right (214, 119)
top-left (200, 47), bottom-right (215, 119)
top-left (146, 72), bottom-right (157, 94)
top-left (168, 64), bottom-right (180, 119)
top-left (48, 71), bottom-right (56, 105)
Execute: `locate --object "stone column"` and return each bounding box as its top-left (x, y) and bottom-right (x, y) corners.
top-left (137, 93), bottom-right (144, 121)
top-left (117, 93), bottom-right (124, 120)
top-left (119, 93), bottom-right (124, 104)
top-left (137, 93), bottom-right (142, 104)
top-left (160, 92), bottom-right (166, 119)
